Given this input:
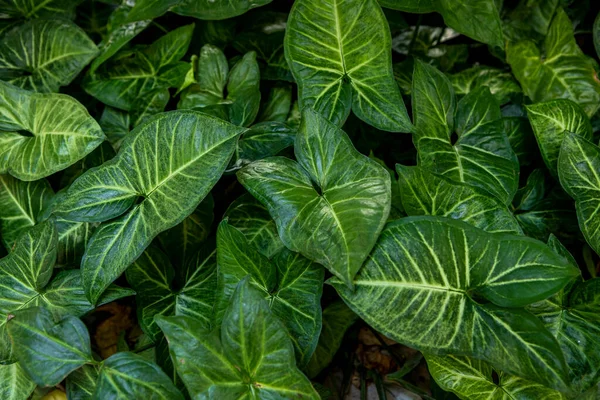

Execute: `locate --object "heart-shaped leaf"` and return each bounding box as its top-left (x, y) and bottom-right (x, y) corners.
top-left (412, 61), bottom-right (519, 205)
top-left (397, 165), bottom-right (522, 234)
top-left (238, 108), bottom-right (391, 287)
top-left (332, 216), bottom-right (579, 390)
top-left (157, 278), bottom-right (319, 399)
top-left (284, 0), bottom-right (412, 132)
top-left (427, 355), bottom-right (567, 400)
top-left (526, 99), bottom-right (592, 176)
top-left (55, 111), bottom-right (244, 304)
top-left (507, 8), bottom-right (600, 117)
top-left (0, 81), bottom-right (105, 181)
top-left (216, 220), bottom-right (324, 367)
top-left (7, 306), bottom-right (93, 386)
top-left (558, 133), bottom-right (600, 255)
top-left (0, 363), bottom-right (35, 400)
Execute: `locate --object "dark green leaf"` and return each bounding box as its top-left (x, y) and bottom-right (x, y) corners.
top-left (234, 121), bottom-right (295, 169)
top-left (172, 0), bottom-right (273, 20)
top-left (450, 66), bottom-right (521, 105)
top-left (378, 0), bottom-right (434, 13)
top-left (66, 364), bottom-right (99, 400)
top-left (0, 0), bottom-right (82, 19)
top-left (227, 51), bottom-right (261, 127)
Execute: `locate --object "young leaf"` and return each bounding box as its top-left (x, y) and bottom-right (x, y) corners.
top-left (0, 81), bottom-right (105, 181)
top-left (427, 355), bottom-right (567, 400)
top-left (0, 175), bottom-right (53, 250)
top-left (55, 111), bottom-right (245, 305)
top-left (157, 278), bottom-right (319, 399)
top-left (397, 165), bottom-right (522, 234)
top-left (507, 8), bottom-right (600, 117)
top-left (284, 0), bottom-right (412, 132)
top-left (331, 216), bottom-right (579, 390)
top-left (558, 133), bottom-right (600, 255)
top-left (0, 362), bottom-right (35, 400)
top-left (526, 99), bottom-right (592, 176)
top-left (238, 108), bottom-right (391, 288)
top-left (306, 300), bottom-right (358, 379)
top-left (216, 221), bottom-right (324, 367)
top-left (7, 307), bottom-right (93, 386)
top-left (94, 352), bottom-right (184, 399)
top-left (412, 61), bottom-right (519, 205)
top-left (0, 20), bottom-right (97, 92)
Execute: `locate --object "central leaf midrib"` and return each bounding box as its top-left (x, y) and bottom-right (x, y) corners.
top-left (354, 280), bottom-right (467, 295)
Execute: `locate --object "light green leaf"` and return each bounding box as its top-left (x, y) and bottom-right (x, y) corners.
top-left (0, 81), bottom-right (105, 181)
top-left (0, 19), bottom-right (97, 93)
top-left (332, 216), bottom-right (579, 390)
top-left (558, 133), bottom-right (600, 255)
top-left (527, 99), bottom-right (592, 176)
top-left (0, 0), bottom-right (81, 19)
top-left (54, 111), bottom-right (244, 304)
top-left (0, 362), bottom-right (36, 400)
top-left (66, 364), bottom-right (100, 400)
top-left (156, 279), bottom-right (319, 399)
top-left (450, 66), bottom-right (521, 105)
top-left (7, 306), bottom-right (93, 386)
top-left (172, 0), bottom-right (273, 20)
top-left (507, 8), bottom-right (600, 117)
top-left (397, 165), bottom-right (522, 234)
top-left (412, 61), bottom-right (519, 205)
top-left (238, 109), bottom-right (391, 288)
top-left (306, 300), bottom-right (358, 379)
top-left (216, 220), bottom-right (324, 367)
top-left (94, 352), bottom-right (184, 399)
top-left (126, 244), bottom-right (217, 341)
top-left (223, 193), bottom-right (284, 258)
top-left (378, 0), bottom-right (434, 13)
top-left (84, 24), bottom-right (194, 111)
top-left (284, 0), bottom-right (412, 132)
top-left (159, 194), bottom-right (214, 266)
top-left (427, 354), bottom-right (567, 400)
top-left (0, 175), bottom-right (53, 250)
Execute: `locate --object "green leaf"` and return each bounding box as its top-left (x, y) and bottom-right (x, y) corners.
top-left (0, 362), bottom-right (35, 400)
top-left (216, 220), bottom-right (324, 367)
top-left (397, 165), bottom-right (522, 234)
top-left (54, 111), bottom-right (244, 305)
top-left (284, 0), bottom-right (412, 132)
top-left (0, 175), bottom-right (53, 250)
top-left (503, 0), bottom-right (558, 41)
top-left (506, 8), bottom-right (600, 117)
top-left (124, 0), bottom-right (182, 23)
top-left (378, 0), bottom-right (434, 13)
top-left (66, 364), bottom-right (99, 400)
top-left (258, 84), bottom-right (292, 123)
top-left (595, 11), bottom-right (600, 59)
top-left (234, 121), bottom-right (296, 169)
top-left (0, 19), bottom-right (97, 92)
top-left (84, 24), bottom-right (194, 111)
top-left (513, 169), bottom-right (546, 212)
top-left (99, 106), bottom-right (130, 151)
top-left (332, 216), bottom-right (579, 390)
top-left (0, 0), bottom-right (81, 19)
top-left (558, 133), bottom-right (600, 255)
top-left (0, 81), bottom-right (105, 181)
top-left (233, 32), bottom-right (292, 82)
top-left (238, 108), bottom-right (391, 287)
top-left (126, 244), bottom-right (217, 341)
top-left (7, 306), bottom-right (93, 386)
top-left (306, 300), bottom-right (358, 379)
top-left (159, 194), bottom-right (214, 266)
top-left (95, 352), bottom-right (184, 399)
top-left (504, 116), bottom-right (537, 166)
top-left (227, 51), bottom-right (261, 127)
top-left (435, 0), bottom-right (503, 48)
top-left (223, 193), bottom-right (284, 258)
top-left (526, 99), bottom-right (592, 176)
top-left (172, 0), bottom-right (273, 20)
top-left (450, 66), bottom-right (521, 105)
top-left (427, 354), bottom-right (567, 400)
top-left (412, 61), bottom-right (519, 205)
top-left (156, 278), bottom-right (319, 399)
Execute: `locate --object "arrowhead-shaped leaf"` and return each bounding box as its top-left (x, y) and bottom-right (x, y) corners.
top-left (332, 216), bottom-right (579, 390)
top-left (0, 19), bottom-right (97, 92)
top-left (558, 133), bottom-right (600, 255)
top-left (427, 355), bottom-right (567, 400)
top-left (284, 0), bottom-right (412, 132)
top-left (526, 99), bottom-right (592, 176)
top-left (216, 220), bottom-right (324, 367)
top-left (0, 175), bottom-right (53, 250)
top-left (126, 244), bottom-right (217, 341)
top-left (55, 111), bottom-right (244, 304)
top-left (7, 306), bottom-right (93, 386)
top-left (157, 279), bottom-right (319, 399)
top-left (0, 81), bottom-right (105, 181)
top-left (94, 352), bottom-right (184, 399)
top-left (397, 165), bottom-right (522, 234)
top-left (238, 109), bottom-right (391, 287)
top-left (0, 363), bottom-right (35, 400)
top-left (412, 61), bottom-right (519, 205)
top-left (507, 8), bottom-right (600, 117)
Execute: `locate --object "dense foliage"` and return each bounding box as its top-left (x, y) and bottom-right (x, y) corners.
top-left (0, 0), bottom-right (600, 399)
